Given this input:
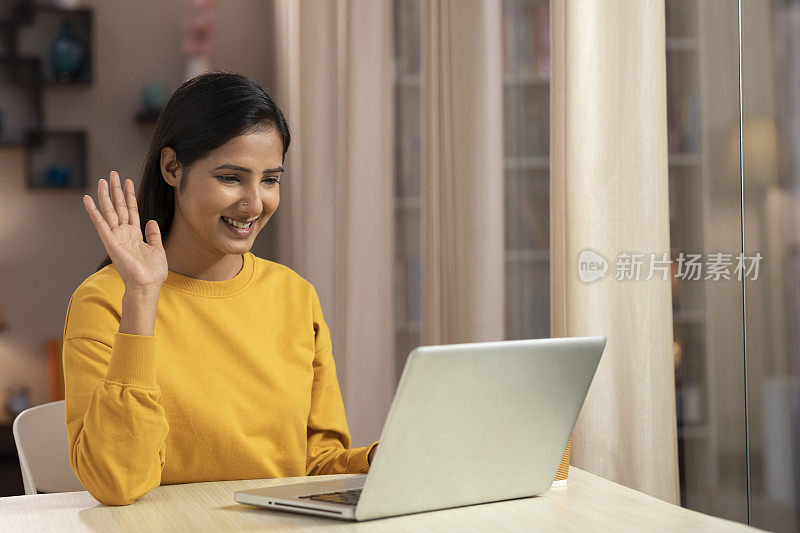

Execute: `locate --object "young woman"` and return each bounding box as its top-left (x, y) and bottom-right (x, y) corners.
top-left (63, 71), bottom-right (379, 506)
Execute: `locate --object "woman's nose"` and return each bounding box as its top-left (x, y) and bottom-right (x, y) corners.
top-left (240, 187), bottom-right (262, 212)
top-left (240, 199), bottom-right (261, 214)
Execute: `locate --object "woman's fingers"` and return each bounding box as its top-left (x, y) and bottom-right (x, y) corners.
top-left (109, 171), bottom-right (128, 225)
top-left (144, 219), bottom-right (163, 250)
top-left (97, 176), bottom-right (120, 227)
top-left (83, 194), bottom-right (114, 247)
top-left (123, 178), bottom-right (141, 228)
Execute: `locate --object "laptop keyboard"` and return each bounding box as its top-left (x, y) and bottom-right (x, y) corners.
top-left (298, 488), bottom-right (362, 506)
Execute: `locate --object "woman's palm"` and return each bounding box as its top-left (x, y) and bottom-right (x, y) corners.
top-left (83, 171), bottom-right (168, 291)
top-left (107, 216), bottom-right (167, 288)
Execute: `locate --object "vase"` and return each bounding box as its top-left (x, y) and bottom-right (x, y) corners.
top-left (49, 19), bottom-right (88, 84)
top-left (142, 84), bottom-right (168, 114)
top-left (45, 164), bottom-right (72, 187)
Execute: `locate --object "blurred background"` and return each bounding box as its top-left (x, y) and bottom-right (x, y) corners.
top-left (0, 1), bottom-right (797, 531)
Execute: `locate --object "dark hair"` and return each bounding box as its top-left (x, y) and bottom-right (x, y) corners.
top-left (93, 70), bottom-right (290, 273)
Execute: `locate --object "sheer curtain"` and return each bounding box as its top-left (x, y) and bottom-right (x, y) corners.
top-left (270, 0), bottom-right (396, 446)
top-left (551, 0), bottom-right (680, 504)
top-left (421, 0), bottom-right (505, 346)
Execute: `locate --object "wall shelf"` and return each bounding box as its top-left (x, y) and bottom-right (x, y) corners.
top-left (0, 0), bottom-right (33, 26)
top-left (26, 129), bottom-right (87, 189)
top-left (0, 56), bottom-right (42, 146)
top-left (0, 0), bottom-right (93, 191)
top-left (16, 5), bottom-right (93, 85)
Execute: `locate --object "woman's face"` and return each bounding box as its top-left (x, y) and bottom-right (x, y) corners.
top-left (162, 127), bottom-right (284, 257)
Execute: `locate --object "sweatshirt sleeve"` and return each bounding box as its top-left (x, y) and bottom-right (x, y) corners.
top-left (305, 285), bottom-right (380, 475)
top-left (62, 282), bottom-right (169, 506)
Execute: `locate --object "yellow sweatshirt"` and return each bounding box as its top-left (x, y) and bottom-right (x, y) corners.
top-left (62, 251), bottom-right (379, 506)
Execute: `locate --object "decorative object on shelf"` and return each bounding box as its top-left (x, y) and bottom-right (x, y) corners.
top-left (181, 0), bottom-right (216, 80)
top-left (17, 6), bottom-right (93, 85)
top-left (3, 385), bottom-right (31, 421)
top-left (48, 18), bottom-right (89, 84)
top-left (142, 83), bottom-right (168, 114)
top-left (135, 83), bottom-right (168, 124)
top-left (136, 83), bottom-right (169, 123)
top-left (44, 162), bottom-right (72, 187)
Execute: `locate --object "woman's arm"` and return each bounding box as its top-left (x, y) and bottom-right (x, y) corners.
top-left (67, 172), bottom-right (171, 505)
top-left (63, 284), bottom-right (169, 506)
top-left (304, 285), bottom-right (379, 475)
top-left (118, 290), bottom-right (160, 336)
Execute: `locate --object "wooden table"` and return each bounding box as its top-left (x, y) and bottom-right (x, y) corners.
top-left (0, 467), bottom-right (765, 532)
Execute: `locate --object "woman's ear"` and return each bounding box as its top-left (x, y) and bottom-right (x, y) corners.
top-left (160, 146), bottom-right (182, 188)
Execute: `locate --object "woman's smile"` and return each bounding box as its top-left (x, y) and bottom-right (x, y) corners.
top-left (221, 215), bottom-right (255, 237)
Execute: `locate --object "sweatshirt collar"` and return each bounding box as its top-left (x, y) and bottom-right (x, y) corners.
top-left (162, 252), bottom-right (256, 297)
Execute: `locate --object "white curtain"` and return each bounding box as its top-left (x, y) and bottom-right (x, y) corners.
top-left (270, 0), bottom-right (396, 446)
top-left (421, 0), bottom-right (505, 346)
top-left (551, 0), bottom-right (680, 503)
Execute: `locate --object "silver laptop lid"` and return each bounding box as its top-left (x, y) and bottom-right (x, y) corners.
top-left (354, 335), bottom-right (606, 521)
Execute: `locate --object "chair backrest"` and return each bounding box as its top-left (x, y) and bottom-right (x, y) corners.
top-left (12, 400), bottom-right (85, 495)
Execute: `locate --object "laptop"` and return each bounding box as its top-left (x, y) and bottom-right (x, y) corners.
top-left (234, 335), bottom-right (607, 521)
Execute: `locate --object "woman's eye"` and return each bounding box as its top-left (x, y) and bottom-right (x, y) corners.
top-left (217, 175), bottom-right (280, 185)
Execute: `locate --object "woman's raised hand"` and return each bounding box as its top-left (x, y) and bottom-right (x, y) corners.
top-left (83, 171), bottom-right (168, 293)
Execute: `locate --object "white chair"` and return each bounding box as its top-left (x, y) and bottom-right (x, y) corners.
top-left (12, 400), bottom-right (85, 495)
